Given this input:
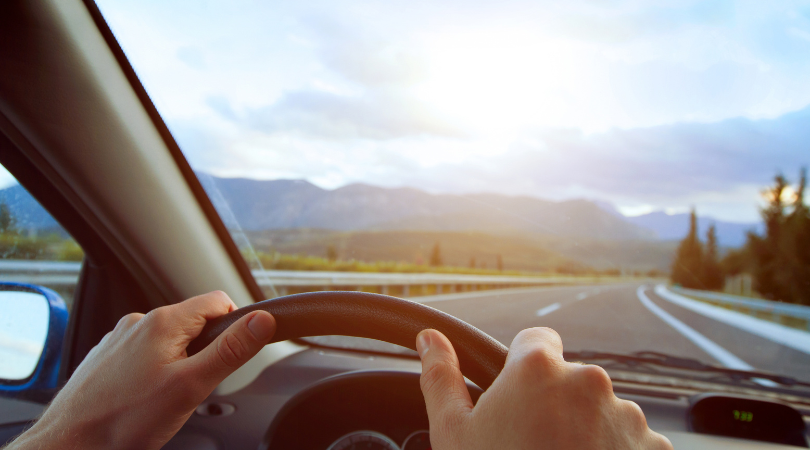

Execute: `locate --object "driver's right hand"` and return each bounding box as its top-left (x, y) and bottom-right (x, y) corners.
top-left (416, 327), bottom-right (673, 449)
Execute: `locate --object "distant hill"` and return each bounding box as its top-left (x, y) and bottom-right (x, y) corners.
top-left (0, 176), bottom-right (763, 257)
top-left (197, 174), bottom-right (656, 240)
top-left (624, 211), bottom-right (762, 247)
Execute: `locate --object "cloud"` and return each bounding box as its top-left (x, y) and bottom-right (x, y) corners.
top-left (195, 18), bottom-right (460, 141)
top-left (370, 104), bottom-right (810, 221)
top-left (96, 0), bottom-right (810, 223)
top-left (238, 88), bottom-right (464, 140)
top-left (304, 17), bottom-right (428, 87)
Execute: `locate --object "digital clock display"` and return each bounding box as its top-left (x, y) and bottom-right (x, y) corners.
top-left (688, 395), bottom-right (807, 447)
top-left (732, 410), bottom-right (753, 422)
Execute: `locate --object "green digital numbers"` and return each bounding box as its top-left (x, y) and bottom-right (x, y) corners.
top-left (733, 410), bottom-right (753, 422)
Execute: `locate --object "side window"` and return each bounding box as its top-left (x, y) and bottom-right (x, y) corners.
top-left (0, 163), bottom-right (83, 308)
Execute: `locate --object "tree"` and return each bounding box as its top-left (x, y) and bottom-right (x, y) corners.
top-left (326, 245), bottom-right (338, 262)
top-left (0, 201), bottom-right (13, 234)
top-left (497, 254), bottom-right (503, 271)
top-left (702, 225), bottom-right (724, 290)
top-left (787, 168), bottom-right (810, 304)
top-left (749, 174), bottom-right (790, 301)
top-left (670, 208), bottom-right (704, 288)
top-left (741, 169), bottom-right (810, 304)
top-left (429, 242), bottom-right (442, 267)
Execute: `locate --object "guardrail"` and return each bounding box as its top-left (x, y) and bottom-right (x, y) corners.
top-left (0, 260), bottom-right (607, 298)
top-left (671, 286), bottom-right (810, 331)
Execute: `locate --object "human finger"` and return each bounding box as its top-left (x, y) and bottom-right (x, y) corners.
top-left (173, 291), bottom-right (238, 341)
top-left (180, 310), bottom-right (276, 387)
top-left (506, 327), bottom-right (564, 369)
top-left (417, 329), bottom-right (474, 434)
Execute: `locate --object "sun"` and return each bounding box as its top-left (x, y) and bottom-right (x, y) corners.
top-left (415, 29), bottom-right (596, 137)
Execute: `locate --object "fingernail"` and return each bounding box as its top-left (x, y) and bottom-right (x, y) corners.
top-left (247, 312), bottom-right (274, 341)
top-left (416, 331), bottom-right (431, 359)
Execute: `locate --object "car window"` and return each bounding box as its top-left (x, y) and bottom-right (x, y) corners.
top-left (94, 1), bottom-right (810, 385)
top-left (0, 163), bottom-right (83, 308)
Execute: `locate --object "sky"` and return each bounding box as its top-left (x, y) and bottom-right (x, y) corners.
top-left (89, 0), bottom-right (810, 223)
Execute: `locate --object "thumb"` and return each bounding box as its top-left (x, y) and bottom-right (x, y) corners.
top-left (186, 311), bottom-right (276, 386)
top-left (417, 329), bottom-right (474, 432)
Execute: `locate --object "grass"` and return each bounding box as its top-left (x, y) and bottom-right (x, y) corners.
top-left (244, 249), bottom-right (625, 277)
top-left (0, 231), bottom-right (84, 261)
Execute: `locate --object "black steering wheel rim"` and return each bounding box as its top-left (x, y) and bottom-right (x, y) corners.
top-left (187, 291), bottom-right (508, 389)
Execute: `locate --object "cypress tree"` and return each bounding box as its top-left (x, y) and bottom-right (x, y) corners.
top-left (781, 168), bottom-right (810, 304)
top-left (750, 174), bottom-right (789, 300)
top-left (702, 225), bottom-right (724, 290)
top-left (671, 208), bottom-right (704, 288)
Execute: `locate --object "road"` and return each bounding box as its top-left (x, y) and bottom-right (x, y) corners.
top-left (420, 284), bottom-right (810, 382)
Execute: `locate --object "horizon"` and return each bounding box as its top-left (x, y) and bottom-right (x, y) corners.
top-left (193, 172), bottom-right (768, 225)
top-left (0, 170), bottom-right (770, 225)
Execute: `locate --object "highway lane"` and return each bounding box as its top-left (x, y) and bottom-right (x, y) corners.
top-left (645, 288), bottom-right (810, 381)
top-left (421, 284), bottom-right (810, 382)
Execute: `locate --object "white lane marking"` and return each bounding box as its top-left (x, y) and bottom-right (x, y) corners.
top-left (536, 303), bottom-right (561, 316)
top-left (576, 292), bottom-right (588, 300)
top-left (655, 285), bottom-right (810, 355)
top-left (636, 286), bottom-right (777, 387)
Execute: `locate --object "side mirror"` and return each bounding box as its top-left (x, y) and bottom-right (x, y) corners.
top-left (0, 283), bottom-right (68, 401)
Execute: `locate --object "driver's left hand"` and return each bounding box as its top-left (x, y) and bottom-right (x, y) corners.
top-left (7, 291), bottom-right (276, 450)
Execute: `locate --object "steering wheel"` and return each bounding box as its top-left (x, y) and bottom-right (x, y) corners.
top-left (187, 291), bottom-right (508, 389)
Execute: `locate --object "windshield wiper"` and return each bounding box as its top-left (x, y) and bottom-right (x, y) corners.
top-left (564, 350), bottom-right (810, 389)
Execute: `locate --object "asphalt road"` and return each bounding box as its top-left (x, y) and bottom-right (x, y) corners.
top-left (421, 284), bottom-right (810, 382)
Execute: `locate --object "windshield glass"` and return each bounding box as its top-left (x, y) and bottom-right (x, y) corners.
top-left (96, 0), bottom-right (810, 385)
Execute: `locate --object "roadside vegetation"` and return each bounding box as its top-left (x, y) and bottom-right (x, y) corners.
top-left (671, 169), bottom-right (810, 305)
top-left (243, 248), bottom-right (650, 278)
top-left (0, 202), bottom-right (84, 261)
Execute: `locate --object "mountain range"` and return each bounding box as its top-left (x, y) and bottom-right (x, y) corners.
top-left (1, 175), bottom-right (762, 247)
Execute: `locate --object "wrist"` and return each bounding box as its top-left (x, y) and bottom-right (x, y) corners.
top-left (6, 412), bottom-right (114, 450)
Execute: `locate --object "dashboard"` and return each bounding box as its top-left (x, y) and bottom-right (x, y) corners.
top-left (260, 370), bottom-right (474, 449)
top-left (162, 346), bottom-right (810, 450)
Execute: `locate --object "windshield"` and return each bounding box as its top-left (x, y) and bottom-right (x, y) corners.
top-left (95, 0), bottom-right (810, 385)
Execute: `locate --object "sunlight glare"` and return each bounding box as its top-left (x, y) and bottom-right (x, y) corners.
top-left (417, 30), bottom-right (596, 137)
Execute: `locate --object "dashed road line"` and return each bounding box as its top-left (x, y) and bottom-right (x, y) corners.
top-left (536, 303), bottom-right (561, 316)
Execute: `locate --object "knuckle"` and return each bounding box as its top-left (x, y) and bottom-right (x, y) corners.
top-left (420, 359), bottom-right (456, 395)
top-left (144, 306), bottom-right (171, 330)
top-left (649, 432), bottom-right (674, 450)
top-left (577, 365), bottom-right (614, 397)
top-left (619, 399), bottom-right (649, 429)
top-left (208, 290), bottom-right (231, 304)
top-left (217, 333), bottom-right (247, 368)
top-left (518, 346), bottom-right (561, 377)
top-left (518, 327), bottom-right (562, 347)
top-left (116, 312), bottom-right (143, 330)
